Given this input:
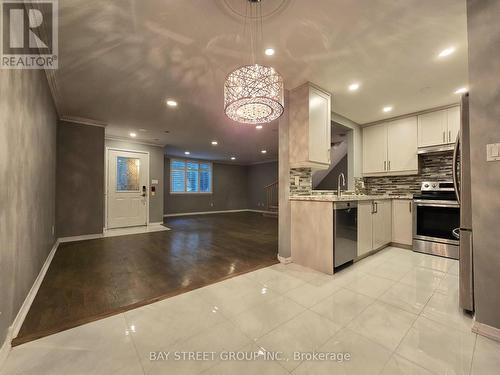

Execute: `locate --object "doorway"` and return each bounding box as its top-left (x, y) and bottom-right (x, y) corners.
top-left (106, 148), bottom-right (149, 229)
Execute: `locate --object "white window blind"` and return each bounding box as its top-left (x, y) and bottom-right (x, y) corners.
top-left (171, 159), bottom-right (212, 193)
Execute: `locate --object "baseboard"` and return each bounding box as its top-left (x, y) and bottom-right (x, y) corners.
top-left (148, 221), bottom-right (164, 225)
top-left (58, 233), bottom-right (103, 243)
top-left (389, 242), bottom-right (413, 250)
top-left (277, 254), bottom-right (292, 264)
top-left (472, 319), bottom-right (500, 343)
top-left (0, 239), bottom-right (60, 370)
top-left (163, 209), bottom-right (277, 217)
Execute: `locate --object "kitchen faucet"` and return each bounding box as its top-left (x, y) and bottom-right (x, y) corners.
top-left (337, 173), bottom-right (346, 197)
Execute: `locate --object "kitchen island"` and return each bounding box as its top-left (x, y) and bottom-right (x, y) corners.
top-left (290, 194), bottom-right (413, 274)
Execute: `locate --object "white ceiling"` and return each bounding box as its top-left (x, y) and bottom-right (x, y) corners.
top-left (55, 0), bottom-right (468, 164)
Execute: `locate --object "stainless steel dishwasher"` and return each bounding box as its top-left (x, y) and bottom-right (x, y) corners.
top-left (334, 201), bottom-right (358, 268)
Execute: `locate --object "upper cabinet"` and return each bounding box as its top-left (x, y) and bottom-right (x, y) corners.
top-left (417, 106), bottom-right (460, 148)
top-left (362, 116), bottom-right (418, 176)
top-left (289, 83), bottom-right (332, 169)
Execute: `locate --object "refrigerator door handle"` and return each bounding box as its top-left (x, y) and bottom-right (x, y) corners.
top-left (452, 132), bottom-right (461, 203)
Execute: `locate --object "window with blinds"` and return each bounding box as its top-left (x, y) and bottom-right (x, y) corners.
top-left (170, 159), bottom-right (212, 193)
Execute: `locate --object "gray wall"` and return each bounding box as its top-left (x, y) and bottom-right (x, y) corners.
top-left (105, 140), bottom-right (164, 223)
top-left (164, 158), bottom-right (249, 215)
top-left (0, 69), bottom-right (57, 345)
top-left (278, 92), bottom-right (291, 258)
top-left (467, 0), bottom-right (500, 330)
top-left (57, 122), bottom-right (104, 237)
top-left (315, 155), bottom-right (348, 190)
top-left (247, 162), bottom-right (278, 210)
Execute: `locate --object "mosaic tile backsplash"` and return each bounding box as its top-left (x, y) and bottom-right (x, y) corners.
top-left (290, 168), bottom-right (312, 195)
top-left (363, 151), bottom-right (454, 195)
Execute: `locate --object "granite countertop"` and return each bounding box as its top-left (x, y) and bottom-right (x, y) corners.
top-left (289, 193), bottom-right (413, 202)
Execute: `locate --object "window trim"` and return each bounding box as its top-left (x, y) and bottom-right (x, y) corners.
top-left (170, 158), bottom-right (213, 194)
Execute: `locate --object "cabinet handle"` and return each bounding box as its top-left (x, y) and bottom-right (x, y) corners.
top-left (384, 161), bottom-right (386, 171)
top-left (388, 161), bottom-right (391, 171)
top-left (374, 202), bottom-right (378, 214)
top-left (409, 201), bottom-right (412, 213)
top-left (443, 131), bottom-right (446, 143)
top-left (449, 130), bottom-right (451, 143)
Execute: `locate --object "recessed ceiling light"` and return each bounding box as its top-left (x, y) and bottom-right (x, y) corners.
top-left (211, 140), bottom-right (218, 146)
top-left (256, 125), bottom-right (263, 129)
top-left (184, 151), bottom-right (190, 155)
top-left (348, 82), bottom-right (360, 91)
top-left (166, 99), bottom-right (178, 107)
top-left (454, 87), bottom-right (468, 94)
top-left (139, 128), bottom-right (147, 132)
top-left (230, 156), bottom-right (236, 160)
top-left (383, 106), bottom-right (393, 113)
top-left (261, 149), bottom-right (267, 154)
top-left (129, 132), bottom-right (137, 138)
top-left (264, 48), bottom-right (275, 56)
top-left (438, 46), bottom-right (455, 58)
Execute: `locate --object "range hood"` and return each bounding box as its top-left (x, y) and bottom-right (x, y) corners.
top-left (418, 144), bottom-right (454, 154)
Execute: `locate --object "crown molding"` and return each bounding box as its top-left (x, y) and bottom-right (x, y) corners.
top-left (60, 116), bottom-right (107, 128)
top-left (105, 136), bottom-right (165, 148)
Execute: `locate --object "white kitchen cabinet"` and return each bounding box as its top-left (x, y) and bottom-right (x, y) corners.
top-left (289, 83), bottom-right (331, 169)
top-left (357, 199), bottom-right (391, 257)
top-left (447, 106), bottom-right (460, 144)
top-left (387, 117), bottom-right (418, 173)
top-left (362, 123), bottom-right (387, 174)
top-left (362, 117), bottom-right (417, 176)
top-left (417, 106), bottom-right (460, 147)
top-left (372, 200), bottom-right (392, 250)
top-left (392, 199), bottom-right (413, 245)
top-left (418, 110), bottom-right (447, 147)
top-left (357, 201), bottom-right (374, 256)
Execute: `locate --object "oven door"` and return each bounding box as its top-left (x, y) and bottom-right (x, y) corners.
top-left (413, 200), bottom-right (460, 245)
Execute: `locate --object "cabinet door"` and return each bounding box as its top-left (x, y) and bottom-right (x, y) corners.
top-left (308, 87), bottom-right (331, 165)
top-left (418, 110), bottom-right (447, 147)
top-left (357, 201), bottom-right (373, 256)
top-left (447, 106), bottom-right (460, 144)
top-left (372, 200), bottom-right (392, 249)
top-left (363, 123), bottom-right (387, 174)
top-left (387, 117), bottom-right (418, 173)
top-left (392, 200), bottom-right (413, 245)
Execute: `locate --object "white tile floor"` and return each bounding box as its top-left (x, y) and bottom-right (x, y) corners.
top-left (2, 247), bottom-right (500, 375)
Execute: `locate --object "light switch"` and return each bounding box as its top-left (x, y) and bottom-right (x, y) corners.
top-left (487, 143), bottom-right (500, 161)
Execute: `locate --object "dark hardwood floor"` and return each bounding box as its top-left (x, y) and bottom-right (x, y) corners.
top-left (13, 212), bottom-right (278, 346)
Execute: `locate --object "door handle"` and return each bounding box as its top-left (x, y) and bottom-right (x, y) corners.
top-left (142, 185), bottom-right (147, 197)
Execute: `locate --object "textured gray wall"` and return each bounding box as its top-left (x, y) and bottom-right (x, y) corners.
top-left (467, 0), bottom-right (500, 329)
top-left (105, 140), bottom-right (164, 223)
top-left (0, 69), bottom-right (57, 345)
top-left (247, 162), bottom-right (278, 210)
top-left (164, 158), bottom-right (249, 214)
top-left (56, 122), bottom-right (104, 237)
top-left (278, 93), bottom-right (291, 258)
top-left (315, 155), bottom-right (348, 190)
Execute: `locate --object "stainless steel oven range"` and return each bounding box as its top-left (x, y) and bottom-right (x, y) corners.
top-left (413, 181), bottom-right (460, 259)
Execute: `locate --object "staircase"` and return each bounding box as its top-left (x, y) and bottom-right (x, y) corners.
top-left (263, 180), bottom-right (278, 218)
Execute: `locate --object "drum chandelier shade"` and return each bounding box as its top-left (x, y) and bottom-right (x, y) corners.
top-left (223, 0), bottom-right (285, 124)
top-left (224, 64), bottom-right (284, 124)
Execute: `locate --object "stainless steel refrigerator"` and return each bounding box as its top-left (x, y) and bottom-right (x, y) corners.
top-left (453, 93), bottom-right (474, 312)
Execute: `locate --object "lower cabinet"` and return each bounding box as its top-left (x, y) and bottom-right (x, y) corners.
top-left (392, 199), bottom-right (413, 245)
top-left (357, 200), bottom-right (392, 257)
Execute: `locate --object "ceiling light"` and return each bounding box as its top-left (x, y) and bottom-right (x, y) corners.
top-left (211, 140), bottom-right (218, 146)
top-left (166, 99), bottom-right (178, 107)
top-left (383, 106), bottom-right (393, 113)
top-left (348, 82), bottom-right (360, 91)
top-left (184, 151), bottom-right (190, 155)
top-left (261, 149), bottom-right (267, 154)
top-left (256, 125), bottom-right (263, 129)
top-left (223, 1), bottom-right (284, 125)
top-left (454, 87), bottom-right (468, 94)
top-left (438, 46), bottom-right (455, 58)
top-left (139, 128), bottom-right (147, 132)
top-left (230, 156), bottom-right (236, 160)
top-left (264, 48), bottom-right (275, 56)
top-left (129, 132), bottom-right (137, 138)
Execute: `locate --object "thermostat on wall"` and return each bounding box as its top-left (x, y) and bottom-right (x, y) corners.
top-left (487, 143), bottom-right (500, 162)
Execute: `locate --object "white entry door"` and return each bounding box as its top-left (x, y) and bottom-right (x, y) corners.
top-left (107, 149), bottom-right (149, 229)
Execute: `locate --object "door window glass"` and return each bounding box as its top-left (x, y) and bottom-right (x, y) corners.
top-left (116, 157), bottom-right (140, 191)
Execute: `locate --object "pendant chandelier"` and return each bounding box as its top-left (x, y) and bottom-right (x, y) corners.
top-left (224, 0), bottom-right (284, 125)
